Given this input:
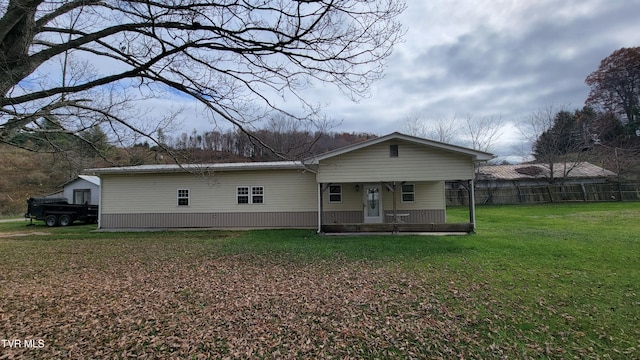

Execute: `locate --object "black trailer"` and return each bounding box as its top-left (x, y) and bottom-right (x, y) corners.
top-left (25, 197), bottom-right (99, 227)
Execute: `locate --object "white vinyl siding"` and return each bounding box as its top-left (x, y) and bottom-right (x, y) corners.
top-left (323, 183), bottom-right (361, 211)
top-left (382, 182), bottom-right (444, 210)
top-left (64, 178), bottom-right (100, 205)
top-left (101, 170), bottom-right (317, 214)
top-left (317, 141), bottom-right (474, 183)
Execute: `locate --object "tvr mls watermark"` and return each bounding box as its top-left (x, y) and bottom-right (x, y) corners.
top-left (2, 339), bottom-right (45, 349)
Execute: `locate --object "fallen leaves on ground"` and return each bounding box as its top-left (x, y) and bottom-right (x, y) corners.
top-left (1, 240), bottom-right (636, 359)
top-left (1, 249), bottom-right (491, 359)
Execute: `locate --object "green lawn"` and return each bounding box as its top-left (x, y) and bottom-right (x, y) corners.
top-left (0, 202), bottom-right (638, 359)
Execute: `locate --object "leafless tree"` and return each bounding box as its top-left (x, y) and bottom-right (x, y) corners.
top-left (399, 112), bottom-right (459, 143)
top-left (461, 114), bottom-right (503, 153)
top-left (401, 112), bottom-right (507, 153)
top-left (519, 105), bottom-right (589, 183)
top-left (518, 106), bottom-right (557, 149)
top-left (0, 0), bottom-right (406, 161)
top-left (255, 114), bottom-right (334, 160)
top-left (399, 112), bottom-right (429, 138)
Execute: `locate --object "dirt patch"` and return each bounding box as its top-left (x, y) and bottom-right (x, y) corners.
top-left (0, 231), bottom-right (50, 238)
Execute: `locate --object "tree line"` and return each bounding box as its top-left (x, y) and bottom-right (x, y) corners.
top-left (525, 105), bottom-right (640, 182)
top-left (146, 127), bottom-right (378, 162)
top-left (524, 47), bottom-right (640, 182)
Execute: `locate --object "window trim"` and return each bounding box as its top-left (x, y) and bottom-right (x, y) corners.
top-left (237, 186), bottom-right (250, 204)
top-left (73, 189), bottom-right (91, 204)
top-left (328, 184), bottom-right (342, 203)
top-left (251, 186), bottom-right (264, 204)
top-left (401, 184), bottom-right (415, 203)
top-left (237, 186), bottom-right (264, 204)
top-left (177, 188), bottom-right (190, 206)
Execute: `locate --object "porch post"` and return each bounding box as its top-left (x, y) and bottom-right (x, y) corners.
top-left (468, 179), bottom-right (476, 231)
top-left (317, 183), bottom-right (323, 234)
top-left (392, 182), bottom-right (397, 223)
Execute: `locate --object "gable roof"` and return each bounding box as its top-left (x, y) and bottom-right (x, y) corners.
top-left (87, 132), bottom-right (493, 175)
top-left (78, 175), bottom-right (101, 186)
top-left (61, 175), bottom-right (101, 186)
top-left (477, 162), bottom-right (616, 181)
top-left (309, 132), bottom-right (494, 162)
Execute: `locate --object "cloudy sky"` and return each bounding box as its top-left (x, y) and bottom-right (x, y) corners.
top-left (178, 0), bottom-right (640, 160)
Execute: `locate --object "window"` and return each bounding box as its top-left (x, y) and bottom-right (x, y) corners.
top-left (177, 189), bottom-right (190, 206)
top-left (238, 186), bottom-right (264, 204)
top-left (252, 186), bottom-right (264, 204)
top-left (237, 187), bottom-right (249, 204)
top-left (73, 189), bottom-right (91, 204)
top-left (329, 185), bottom-right (342, 203)
top-left (401, 184), bottom-right (415, 202)
top-left (390, 144), bottom-right (399, 157)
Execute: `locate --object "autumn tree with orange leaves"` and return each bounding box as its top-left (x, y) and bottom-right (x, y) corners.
top-left (585, 46), bottom-right (640, 135)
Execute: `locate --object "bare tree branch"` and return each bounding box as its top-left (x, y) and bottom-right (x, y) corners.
top-left (1, 0), bottom-right (406, 164)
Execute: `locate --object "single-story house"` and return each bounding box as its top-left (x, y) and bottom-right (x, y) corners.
top-left (46, 175), bottom-right (101, 204)
top-left (87, 132), bottom-right (493, 233)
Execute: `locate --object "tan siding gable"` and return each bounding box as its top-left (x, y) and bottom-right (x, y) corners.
top-left (317, 140), bottom-right (474, 183)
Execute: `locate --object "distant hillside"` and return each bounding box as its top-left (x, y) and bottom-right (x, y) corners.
top-left (0, 144), bottom-right (186, 215)
top-left (0, 131), bottom-right (376, 215)
top-left (0, 145), bottom-right (72, 215)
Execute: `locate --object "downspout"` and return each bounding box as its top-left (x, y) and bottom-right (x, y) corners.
top-left (94, 173), bottom-right (102, 229)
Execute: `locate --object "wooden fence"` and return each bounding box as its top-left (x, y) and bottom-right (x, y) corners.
top-left (446, 182), bottom-right (640, 206)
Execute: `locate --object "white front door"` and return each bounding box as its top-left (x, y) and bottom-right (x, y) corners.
top-left (363, 184), bottom-right (383, 223)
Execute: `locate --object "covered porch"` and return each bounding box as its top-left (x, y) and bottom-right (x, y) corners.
top-left (310, 132), bottom-right (492, 234)
top-left (317, 180), bottom-right (477, 234)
